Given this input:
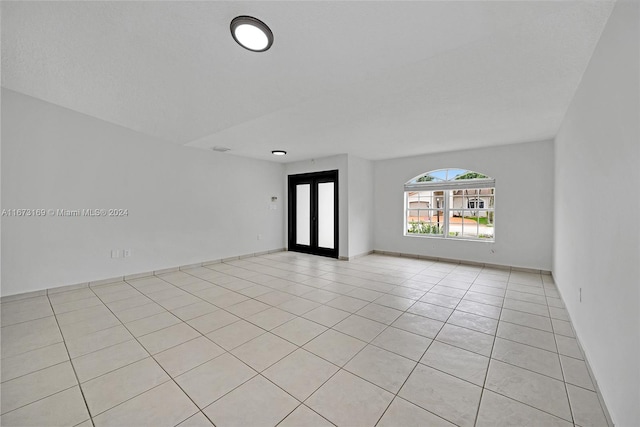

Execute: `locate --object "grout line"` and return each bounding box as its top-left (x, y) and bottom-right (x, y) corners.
top-left (45, 293), bottom-right (96, 427)
top-left (547, 281), bottom-right (578, 426)
top-left (2, 252), bottom-right (603, 426)
top-left (472, 268), bottom-right (508, 427)
top-left (0, 383), bottom-right (80, 419)
top-left (87, 290), bottom-right (210, 422)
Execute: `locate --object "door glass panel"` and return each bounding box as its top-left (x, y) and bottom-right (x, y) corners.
top-left (317, 182), bottom-right (334, 249)
top-left (296, 184), bottom-right (311, 245)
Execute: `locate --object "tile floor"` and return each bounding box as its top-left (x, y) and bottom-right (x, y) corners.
top-left (0, 252), bottom-right (610, 427)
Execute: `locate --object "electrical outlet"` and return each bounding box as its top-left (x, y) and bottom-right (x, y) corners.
top-left (123, 249), bottom-right (132, 258)
top-left (257, 234), bottom-right (263, 240)
top-left (111, 249), bottom-right (120, 259)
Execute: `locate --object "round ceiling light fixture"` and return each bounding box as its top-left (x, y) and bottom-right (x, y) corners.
top-left (272, 150), bottom-right (287, 156)
top-left (230, 16), bottom-right (273, 52)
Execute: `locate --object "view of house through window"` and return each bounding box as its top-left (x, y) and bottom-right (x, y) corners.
top-left (405, 168), bottom-right (495, 240)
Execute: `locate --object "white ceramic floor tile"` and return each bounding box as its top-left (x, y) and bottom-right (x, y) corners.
top-left (51, 296), bottom-right (104, 315)
top-left (496, 321), bottom-right (557, 352)
top-left (1, 342), bottom-right (69, 383)
top-left (203, 375), bottom-right (298, 427)
top-left (555, 335), bottom-right (584, 359)
top-left (263, 349), bottom-right (338, 401)
top-left (1, 361), bottom-right (78, 415)
top-left (492, 337), bottom-right (563, 380)
top-left (106, 295), bottom-right (154, 313)
top-left (302, 305), bottom-right (351, 327)
top-left (1, 296), bottom-right (54, 326)
top-left (277, 297), bottom-right (322, 316)
top-left (170, 301), bottom-right (219, 321)
top-left (176, 412), bottom-right (215, 427)
top-left (348, 288), bottom-right (385, 302)
top-left (1, 316), bottom-right (63, 359)
top-left (407, 301), bottom-right (453, 322)
top-left (549, 306), bottom-right (571, 321)
top-left (306, 370), bottom-right (394, 427)
top-left (113, 302), bottom-right (166, 324)
top-left (344, 345), bottom-right (417, 393)
top-left (303, 329), bottom-right (367, 367)
top-left (72, 339), bottom-right (149, 383)
top-left (92, 381), bottom-right (198, 427)
top-left (392, 312), bottom-right (444, 338)
top-left (154, 336), bottom-right (225, 377)
top-left (420, 341), bottom-right (489, 386)
top-left (371, 326), bottom-right (432, 361)
top-left (502, 298), bottom-right (549, 317)
top-left (436, 323), bottom-right (494, 356)
top-left (175, 353), bottom-right (256, 409)
top-left (55, 304), bottom-right (114, 326)
top-left (125, 312), bottom-right (182, 337)
top-left (278, 405), bottom-right (334, 427)
top-left (0, 386), bottom-right (90, 427)
top-left (356, 303), bottom-right (403, 325)
top-left (326, 295), bottom-right (369, 312)
top-left (59, 312), bottom-right (121, 340)
top-left (456, 300), bottom-right (502, 319)
top-left (65, 325), bottom-right (133, 359)
top-left (505, 290), bottom-right (547, 305)
top-left (419, 293), bottom-right (460, 309)
top-left (245, 307), bottom-right (297, 330)
top-left (157, 294), bottom-right (201, 311)
top-left (254, 291), bottom-right (296, 306)
top-left (81, 357), bottom-right (169, 416)
top-left (231, 332), bottom-right (297, 372)
top-left (333, 315), bottom-right (387, 342)
top-left (447, 310), bottom-right (498, 335)
top-left (566, 383), bottom-right (608, 427)
top-left (552, 318), bottom-right (576, 338)
top-left (476, 389), bottom-right (572, 427)
top-left (378, 397), bottom-right (456, 427)
top-left (95, 287), bottom-right (141, 304)
top-left (271, 317), bottom-right (328, 346)
top-left (226, 299), bottom-right (271, 317)
top-left (485, 359), bottom-right (572, 421)
top-left (500, 308), bottom-right (553, 332)
top-left (560, 355), bottom-right (595, 390)
top-left (398, 364), bottom-right (482, 427)
top-left (187, 310), bottom-right (239, 335)
top-left (207, 292), bottom-right (250, 308)
top-left (205, 319), bottom-right (265, 350)
top-left (0, 253), bottom-right (613, 427)
top-left (431, 284), bottom-right (468, 298)
top-left (138, 322), bottom-right (200, 355)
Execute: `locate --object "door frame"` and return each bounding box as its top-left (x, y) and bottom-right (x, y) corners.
top-left (288, 170), bottom-right (339, 258)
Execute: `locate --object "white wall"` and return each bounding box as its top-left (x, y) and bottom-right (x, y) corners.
top-left (553, 2), bottom-right (639, 425)
top-left (347, 155), bottom-right (374, 258)
top-left (373, 141), bottom-right (554, 270)
top-left (1, 89), bottom-right (285, 296)
top-left (285, 155), bottom-right (349, 258)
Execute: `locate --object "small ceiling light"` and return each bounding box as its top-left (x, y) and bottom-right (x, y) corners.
top-left (272, 150), bottom-right (287, 156)
top-left (211, 146), bottom-right (231, 152)
top-left (230, 16), bottom-right (273, 52)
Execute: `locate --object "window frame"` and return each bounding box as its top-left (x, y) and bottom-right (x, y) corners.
top-left (467, 198), bottom-right (485, 209)
top-left (404, 170), bottom-right (495, 242)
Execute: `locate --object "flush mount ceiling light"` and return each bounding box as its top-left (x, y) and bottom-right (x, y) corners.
top-left (230, 16), bottom-right (273, 52)
top-left (211, 146), bottom-right (231, 152)
top-left (272, 150), bottom-right (287, 156)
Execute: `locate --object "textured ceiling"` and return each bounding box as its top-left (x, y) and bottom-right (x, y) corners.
top-left (1, 1), bottom-right (614, 162)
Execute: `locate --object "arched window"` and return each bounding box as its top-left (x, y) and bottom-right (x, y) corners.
top-left (405, 168), bottom-right (495, 240)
